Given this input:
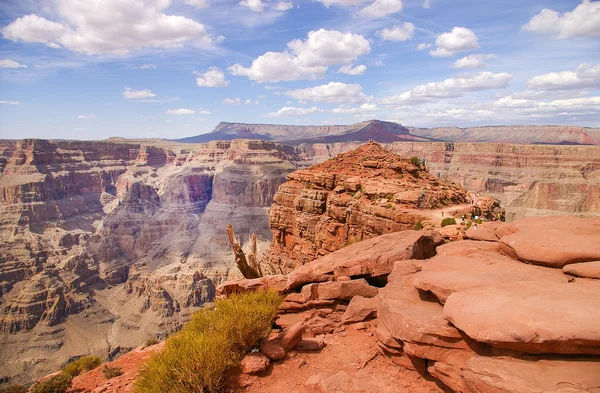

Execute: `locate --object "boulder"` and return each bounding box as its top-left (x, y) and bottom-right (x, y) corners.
top-left (341, 296), bottom-right (378, 324)
top-left (295, 338), bottom-right (325, 351)
top-left (498, 216), bottom-right (600, 267)
top-left (464, 221), bottom-right (505, 242)
top-left (444, 281), bottom-right (600, 355)
top-left (275, 321), bottom-right (305, 352)
top-left (261, 341), bottom-right (285, 360)
top-left (240, 353), bottom-right (270, 374)
top-left (563, 261), bottom-right (600, 279)
top-left (300, 279), bottom-right (378, 301)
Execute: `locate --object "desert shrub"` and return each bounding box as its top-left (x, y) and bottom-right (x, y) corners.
top-left (474, 218), bottom-right (483, 224)
top-left (409, 156), bottom-right (421, 167)
top-left (441, 218), bottom-right (457, 227)
top-left (144, 338), bottom-right (159, 347)
top-left (135, 290), bottom-right (283, 393)
top-left (0, 385), bottom-right (28, 393)
top-left (30, 374), bottom-right (72, 393)
top-left (465, 221), bottom-right (472, 229)
top-left (63, 355), bottom-right (102, 377)
top-left (102, 365), bottom-right (123, 379)
top-left (414, 221), bottom-right (424, 230)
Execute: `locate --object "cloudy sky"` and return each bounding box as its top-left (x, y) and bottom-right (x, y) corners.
top-left (0, 0), bottom-right (599, 140)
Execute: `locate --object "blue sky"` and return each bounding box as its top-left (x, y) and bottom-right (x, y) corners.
top-left (0, 0), bottom-right (599, 140)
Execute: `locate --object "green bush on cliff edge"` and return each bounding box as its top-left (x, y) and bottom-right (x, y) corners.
top-left (135, 290), bottom-right (282, 393)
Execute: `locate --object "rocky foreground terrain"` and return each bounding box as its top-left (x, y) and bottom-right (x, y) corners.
top-left (67, 215), bottom-right (600, 392)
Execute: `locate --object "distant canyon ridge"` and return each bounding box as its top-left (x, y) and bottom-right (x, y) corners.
top-left (0, 119), bottom-right (599, 385)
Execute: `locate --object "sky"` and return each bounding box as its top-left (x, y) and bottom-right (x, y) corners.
top-left (0, 0), bottom-right (599, 140)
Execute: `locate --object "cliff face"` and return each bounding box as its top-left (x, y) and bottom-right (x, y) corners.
top-left (0, 138), bottom-right (300, 385)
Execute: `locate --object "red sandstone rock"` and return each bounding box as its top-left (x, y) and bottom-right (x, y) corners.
top-left (498, 216), bottom-right (600, 267)
top-left (296, 338), bottom-right (325, 351)
top-left (562, 261), bottom-right (600, 279)
top-left (300, 279), bottom-right (378, 301)
top-left (443, 281), bottom-right (600, 355)
top-left (341, 296), bottom-right (378, 324)
top-left (275, 321), bottom-right (305, 352)
top-left (241, 353), bottom-right (270, 374)
top-left (261, 341), bottom-right (286, 360)
top-left (464, 221), bottom-right (505, 241)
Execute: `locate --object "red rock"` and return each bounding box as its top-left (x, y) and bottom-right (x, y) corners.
top-left (438, 224), bottom-right (463, 241)
top-left (435, 240), bottom-right (500, 256)
top-left (374, 324), bottom-right (402, 350)
top-left (217, 275), bottom-right (288, 296)
top-left (261, 341), bottom-right (286, 360)
top-left (275, 321), bottom-right (305, 351)
top-left (464, 221), bottom-right (505, 241)
top-left (444, 281), bottom-right (600, 355)
top-left (295, 338), bottom-right (325, 351)
top-left (563, 261), bottom-right (600, 279)
top-left (341, 296), bottom-right (378, 324)
top-left (300, 279), bottom-right (378, 301)
top-left (498, 216), bottom-right (600, 267)
top-left (240, 353), bottom-right (270, 374)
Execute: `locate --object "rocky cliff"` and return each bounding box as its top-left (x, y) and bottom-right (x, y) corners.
top-left (0, 138), bottom-right (301, 385)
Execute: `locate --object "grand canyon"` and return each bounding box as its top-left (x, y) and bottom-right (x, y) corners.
top-left (0, 119), bottom-right (599, 389)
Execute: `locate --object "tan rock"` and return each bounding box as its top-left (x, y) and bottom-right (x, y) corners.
top-left (444, 281), bottom-right (600, 355)
top-left (563, 261), bottom-right (600, 279)
top-left (341, 296), bottom-right (378, 324)
top-left (240, 353), bottom-right (270, 374)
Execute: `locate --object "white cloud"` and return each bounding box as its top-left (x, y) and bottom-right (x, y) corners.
top-left (240, 0), bottom-right (266, 12)
top-left (135, 64), bottom-right (156, 70)
top-left (357, 0), bottom-right (403, 18)
top-left (122, 88), bottom-right (157, 99)
top-left (522, 0), bottom-right (600, 39)
top-left (417, 43), bottom-right (432, 50)
top-left (453, 54), bottom-right (495, 69)
top-left (166, 108), bottom-right (196, 115)
top-left (195, 67), bottom-right (229, 87)
top-left (274, 1), bottom-right (293, 11)
top-left (286, 81), bottom-right (370, 103)
top-left (494, 96), bottom-right (537, 108)
top-left (229, 29), bottom-right (370, 83)
top-left (332, 103), bottom-right (379, 113)
top-left (198, 109), bottom-right (211, 115)
top-left (0, 100), bottom-right (20, 105)
top-left (338, 64), bottom-right (367, 75)
top-left (379, 71), bottom-right (512, 106)
top-left (223, 97), bottom-right (241, 104)
top-left (264, 106), bottom-right (323, 117)
top-left (369, 59), bottom-right (384, 67)
top-left (245, 99), bottom-right (252, 104)
top-left (423, 0), bottom-right (431, 8)
top-left (527, 63), bottom-right (600, 90)
top-left (0, 59), bottom-right (27, 68)
top-left (430, 27), bottom-right (479, 57)
top-left (185, 0), bottom-right (210, 8)
top-left (377, 22), bottom-right (415, 41)
top-left (1, 0), bottom-right (210, 55)
top-left (78, 114), bottom-right (97, 119)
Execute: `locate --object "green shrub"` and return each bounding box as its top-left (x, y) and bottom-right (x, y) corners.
top-left (409, 156), bottom-right (421, 167)
top-left (474, 218), bottom-right (483, 224)
top-left (465, 221), bottom-right (472, 229)
top-left (441, 218), bottom-right (457, 227)
top-left (30, 374), bottom-right (72, 393)
top-left (63, 355), bottom-right (102, 378)
top-left (135, 290), bottom-right (283, 393)
top-left (414, 221), bottom-right (424, 230)
top-left (102, 365), bottom-right (123, 379)
top-left (0, 385), bottom-right (28, 393)
top-left (144, 338), bottom-right (159, 347)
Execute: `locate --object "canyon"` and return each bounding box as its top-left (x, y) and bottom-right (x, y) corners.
top-left (1, 119), bottom-right (600, 385)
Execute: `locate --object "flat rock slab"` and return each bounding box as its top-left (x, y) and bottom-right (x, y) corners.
top-left (412, 249), bottom-right (569, 304)
top-left (434, 240), bottom-right (499, 257)
top-left (444, 281), bottom-right (600, 355)
top-left (341, 296), bottom-right (378, 324)
top-left (429, 353), bottom-right (600, 393)
top-left (498, 216), bottom-right (600, 267)
top-left (301, 279), bottom-right (378, 301)
top-left (464, 221), bottom-right (506, 242)
top-left (563, 261), bottom-right (600, 279)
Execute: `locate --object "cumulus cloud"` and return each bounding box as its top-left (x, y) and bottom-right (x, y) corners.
top-left (166, 108), bottom-right (196, 115)
top-left (1, 0), bottom-right (210, 55)
top-left (223, 97), bottom-right (241, 104)
top-left (338, 64), bottom-right (367, 75)
top-left (527, 63), bottom-right (600, 90)
top-left (453, 54), bottom-right (495, 69)
top-left (379, 71), bottom-right (512, 105)
top-left (417, 43), bottom-right (432, 50)
top-left (122, 88), bottom-right (157, 99)
top-left (357, 0), bottom-right (403, 18)
top-left (377, 22), bottom-right (415, 41)
top-left (78, 114), bottom-right (97, 119)
top-left (430, 27), bottom-right (479, 57)
top-left (0, 59), bottom-right (27, 68)
top-left (239, 0), bottom-right (266, 12)
top-left (185, 0), bottom-right (210, 8)
top-left (332, 103), bottom-right (379, 113)
top-left (229, 29), bottom-right (370, 82)
top-left (493, 96), bottom-right (537, 108)
top-left (0, 100), bottom-right (20, 105)
top-left (522, 0), bottom-right (600, 39)
top-left (286, 82), bottom-right (370, 104)
top-left (274, 1), bottom-right (293, 11)
top-left (195, 67), bottom-right (229, 87)
top-left (264, 106), bottom-right (323, 117)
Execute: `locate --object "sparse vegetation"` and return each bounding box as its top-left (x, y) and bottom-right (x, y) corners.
top-left (144, 338), bottom-right (159, 347)
top-left (474, 218), bottom-right (483, 224)
top-left (465, 221), bottom-right (472, 229)
top-left (410, 156), bottom-right (421, 168)
top-left (0, 385), bottom-right (28, 393)
top-left (63, 355), bottom-right (102, 378)
top-left (30, 374), bottom-right (72, 393)
top-left (414, 221), bottom-right (424, 230)
top-left (441, 218), bottom-right (457, 227)
top-left (135, 290), bottom-right (283, 393)
top-left (102, 365), bottom-right (123, 379)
